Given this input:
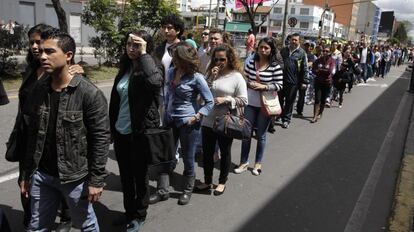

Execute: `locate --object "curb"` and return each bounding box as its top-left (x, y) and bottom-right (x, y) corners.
top-left (388, 88), bottom-right (414, 232)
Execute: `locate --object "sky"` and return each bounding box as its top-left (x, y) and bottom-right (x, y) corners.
top-left (192, 0), bottom-right (414, 37)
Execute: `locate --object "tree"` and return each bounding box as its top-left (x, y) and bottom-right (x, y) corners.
top-left (82, 0), bottom-right (178, 64)
top-left (51, 0), bottom-right (68, 33)
top-left (237, 0), bottom-right (280, 35)
top-left (394, 23), bottom-right (408, 44)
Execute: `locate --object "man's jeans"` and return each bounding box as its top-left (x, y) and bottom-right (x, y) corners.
top-left (27, 171), bottom-right (99, 232)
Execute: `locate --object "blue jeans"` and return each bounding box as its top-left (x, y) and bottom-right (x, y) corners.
top-left (173, 123), bottom-right (200, 176)
top-left (240, 106), bottom-right (271, 164)
top-left (28, 171), bottom-right (99, 232)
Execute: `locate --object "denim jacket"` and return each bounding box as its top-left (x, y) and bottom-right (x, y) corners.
top-left (165, 69), bottom-right (214, 127)
top-left (22, 75), bottom-right (110, 187)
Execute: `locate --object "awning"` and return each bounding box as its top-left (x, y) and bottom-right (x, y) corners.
top-left (225, 22), bottom-right (252, 33)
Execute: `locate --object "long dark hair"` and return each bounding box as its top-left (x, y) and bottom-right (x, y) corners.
top-left (117, 30), bottom-right (155, 78)
top-left (254, 37), bottom-right (279, 65)
top-left (206, 44), bottom-right (242, 79)
top-left (26, 24), bottom-right (55, 67)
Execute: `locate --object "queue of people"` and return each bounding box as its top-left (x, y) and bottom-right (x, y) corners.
top-left (4, 13), bottom-right (410, 232)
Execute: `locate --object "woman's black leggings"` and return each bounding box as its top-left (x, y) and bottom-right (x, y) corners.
top-left (314, 82), bottom-right (331, 105)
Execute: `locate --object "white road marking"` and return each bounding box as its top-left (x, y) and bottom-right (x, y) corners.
top-left (0, 172), bottom-right (19, 184)
top-left (357, 83), bottom-right (388, 88)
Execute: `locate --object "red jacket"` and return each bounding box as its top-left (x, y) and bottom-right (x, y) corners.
top-left (312, 56), bottom-right (336, 85)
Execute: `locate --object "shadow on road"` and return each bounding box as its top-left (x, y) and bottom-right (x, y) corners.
top-left (236, 75), bottom-right (411, 231)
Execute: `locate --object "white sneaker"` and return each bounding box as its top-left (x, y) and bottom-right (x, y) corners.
top-left (234, 163), bottom-right (249, 174)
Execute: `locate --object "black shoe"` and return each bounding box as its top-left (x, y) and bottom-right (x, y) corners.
top-left (281, 121), bottom-right (289, 129)
top-left (267, 125), bottom-right (276, 134)
top-left (149, 192), bottom-right (169, 204)
top-left (213, 185), bottom-right (226, 196)
top-left (178, 192), bottom-right (192, 205)
top-left (296, 112), bottom-right (303, 117)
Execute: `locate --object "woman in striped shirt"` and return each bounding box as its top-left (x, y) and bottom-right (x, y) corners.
top-left (234, 37), bottom-right (283, 175)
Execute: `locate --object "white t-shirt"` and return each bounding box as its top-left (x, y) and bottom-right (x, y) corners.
top-left (161, 43), bottom-right (174, 81)
top-left (360, 48), bottom-right (368, 64)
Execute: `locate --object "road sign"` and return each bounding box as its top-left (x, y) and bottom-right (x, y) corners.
top-left (288, 17), bottom-right (297, 27)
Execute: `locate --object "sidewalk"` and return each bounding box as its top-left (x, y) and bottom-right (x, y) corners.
top-left (388, 68), bottom-right (414, 232)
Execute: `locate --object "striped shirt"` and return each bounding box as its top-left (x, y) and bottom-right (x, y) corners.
top-left (244, 58), bottom-right (283, 107)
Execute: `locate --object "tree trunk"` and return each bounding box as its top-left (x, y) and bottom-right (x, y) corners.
top-left (51, 0), bottom-right (68, 33)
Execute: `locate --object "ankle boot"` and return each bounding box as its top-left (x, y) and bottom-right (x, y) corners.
top-left (178, 175), bottom-right (195, 205)
top-left (311, 104), bottom-right (320, 123)
top-left (149, 173), bottom-right (170, 204)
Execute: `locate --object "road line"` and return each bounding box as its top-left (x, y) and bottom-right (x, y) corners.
top-left (344, 91), bottom-right (410, 232)
top-left (0, 171), bottom-right (19, 184)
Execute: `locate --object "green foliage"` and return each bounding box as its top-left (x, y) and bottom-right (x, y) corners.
top-left (387, 37), bottom-right (400, 46)
top-left (0, 26), bottom-right (28, 78)
top-left (394, 23), bottom-right (408, 44)
top-left (82, 0), bottom-right (178, 65)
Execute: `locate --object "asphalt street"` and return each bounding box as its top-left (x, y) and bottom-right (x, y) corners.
top-left (0, 65), bottom-right (412, 232)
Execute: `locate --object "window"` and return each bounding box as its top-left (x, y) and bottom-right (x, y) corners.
top-left (45, 4), bottom-right (59, 28)
top-left (300, 22), bottom-right (309, 29)
top-left (273, 20), bottom-right (282, 27)
top-left (300, 8), bottom-right (309, 15)
top-left (70, 14), bottom-right (81, 43)
top-left (19, 2), bottom-right (35, 27)
top-left (290, 7), bottom-right (295, 15)
top-left (260, 26), bottom-right (267, 34)
top-left (274, 7), bottom-right (282, 14)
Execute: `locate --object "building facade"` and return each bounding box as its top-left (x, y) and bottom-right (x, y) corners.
top-left (0, 0), bottom-right (95, 47)
top-left (354, 2), bottom-right (380, 43)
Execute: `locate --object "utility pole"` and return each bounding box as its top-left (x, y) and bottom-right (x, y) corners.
top-left (208, 0), bottom-right (213, 27)
top-left (223, 0), bottom-right (227, 32)
top-left (281, 0), bottom-right (289, 44)
top-left (216, 0), bottom-right (220, 27)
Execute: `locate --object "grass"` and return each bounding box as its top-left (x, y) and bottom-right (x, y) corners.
top-left (2, 65), bottom-right (118, 91)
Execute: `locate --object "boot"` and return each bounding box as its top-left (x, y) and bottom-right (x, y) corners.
top-left (178, 175), bottom-right (195, 205)
top-left (149, 173), bottom-right (170, 204)
top-left (311, 104), bottom-right (320, 123)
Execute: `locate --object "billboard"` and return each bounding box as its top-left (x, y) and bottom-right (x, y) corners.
top-left (235, 0), bottom-right (271, 9)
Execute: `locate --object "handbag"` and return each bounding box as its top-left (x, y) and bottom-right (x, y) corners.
top-left (142, 127), bottom-right (175, 166)
top-left (255, 63), bottom-right (282, 117)
top-left (5, 112), bottom-right (24, 162)
top-left (213, 109), bottom-right (252, 141)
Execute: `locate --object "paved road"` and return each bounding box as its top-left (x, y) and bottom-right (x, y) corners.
top-left (0, 65), bottom-right (411, 232)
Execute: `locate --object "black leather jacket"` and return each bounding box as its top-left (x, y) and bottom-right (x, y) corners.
top-left (21, 75), bottom-right (110, 187)
top-left (109, 54), bottom-right (163, 136)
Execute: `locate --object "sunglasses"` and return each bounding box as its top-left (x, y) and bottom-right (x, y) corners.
top-left (214, 58), bottom-right (227, 62)
top-left (202, 32), bottom-right (209, 36)
top-left (323, 50), bottom-right (330, 53)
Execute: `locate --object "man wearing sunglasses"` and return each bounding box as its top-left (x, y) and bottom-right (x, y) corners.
top-left (198, 29), bottom-right (210, 57)
top-left (199, 28), bottom-right (225, 74)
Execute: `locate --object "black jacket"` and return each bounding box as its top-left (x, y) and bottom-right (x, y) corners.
top-left (21, 75), bottom-right (110, 187)
top-left (109, 54), bottom-right (163, 136)
top-left (280, 46), bottom-right (309, 86)
top-left (0, 78), bottom-right (9, 106)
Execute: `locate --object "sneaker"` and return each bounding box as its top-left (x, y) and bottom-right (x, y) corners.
top-left (252, 163), bottom-right (262, 176)
top-left (234, 163), bottom-right (249, 174)
top-left (127, 219), bottom-right (145, 232)
top-left (325, 102), bottom-right (331, 108)
top-left (281, 121), bottom-right (289, 129)
top-left (339, 104), bottom-right (343, 109)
